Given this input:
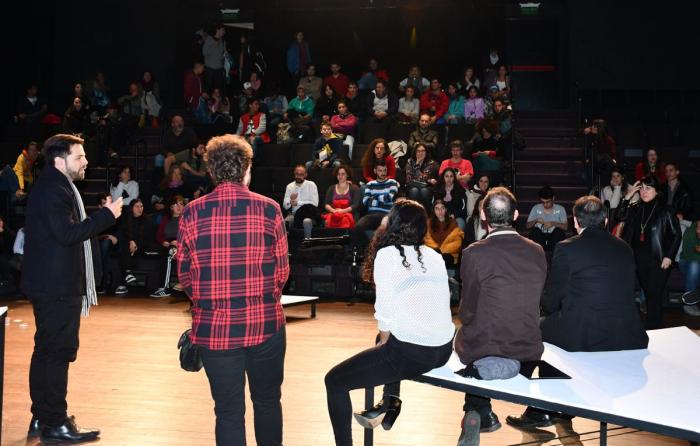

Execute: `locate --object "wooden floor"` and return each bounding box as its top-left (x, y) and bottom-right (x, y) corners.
top-left (1, 295), bottom-right (696, 446)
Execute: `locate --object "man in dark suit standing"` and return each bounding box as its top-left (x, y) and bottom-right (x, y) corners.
top-left (507, 195), bottom-right (648, 429)
top-left (455, 187), bottom-right (547, 445)
top-left (22, 134), bottom-right (123, 442)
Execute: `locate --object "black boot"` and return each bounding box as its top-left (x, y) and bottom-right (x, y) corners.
top-left (506, 407), bottom-right (554, 429)
top-left (353, 396), bottom-right (402, 430)
top-left (28, 416), bottom-right (43, 436)
top-left (41, 416), bottom-right (100, 443)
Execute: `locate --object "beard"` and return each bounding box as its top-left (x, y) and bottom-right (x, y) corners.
top-left (66, 164), bottom-right (85, 181)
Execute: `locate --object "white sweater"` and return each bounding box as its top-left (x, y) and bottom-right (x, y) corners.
top-left (110, 180), bottom-right (140, 206)
top-left (374, 245), bottom-right (455, 347)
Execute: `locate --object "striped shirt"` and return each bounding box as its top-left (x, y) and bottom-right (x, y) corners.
top-left (363, 178), bottom-right (399, 213)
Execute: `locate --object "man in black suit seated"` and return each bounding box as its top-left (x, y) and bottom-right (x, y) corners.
top-left (507, 195), bottom-right (649, 429)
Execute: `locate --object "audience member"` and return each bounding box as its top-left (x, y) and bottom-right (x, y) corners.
top-left (398, 65), bottom-right (430, 94)
top-left (324, 62), bottom-right (351, 97)
top-left (419, 78), bottom-right (449, 124)
top-left (456, 187), bottom-right (546, 438)
top-left (662, 162), bottom-right (694, 222)
top-left (365, 80), bottom-right (398, 123)
top-left (355, 160), bottom-right (399, 247)
top-left (15, 84), bottom-right (48, 138)
top-left (287, 31), bottom-right (312, 81)
top-left (635, 147), bottom-right (665, 183)
top-left (330, 100), bottom-right (357, 159)
top-left (457, 67), bottom-right (481, 96)
top-left (283, 165), bottom-right (319, 239)
top-left (361, 138), bottom-right (397, 183)
top-left (202, 24), bottom-right (227, 92)
top-left (445, 83), bottom-right (465, 125)
top-left (679, 220), bottom-right (700, 316)
top-left (433, 168), bottom-right (468, 231)
top-left (140, 71), bottom-right (161, 101)
top-left (482, 48), bottom-right (505, 87)
top-left (507, 196), bottom-right (649, 429)
top-left (438, 140), bottom-right (474, 189)
top-left (308, 122), bottom-right (346, 170)
top-left (472, 119), bottom-right (503, 180)
top-left (116, 82), bottom-right (144, 121)
top-left (483, 86), bottom-right (500, 117)
top-left (327, 200), bottom-right (454, 445)
top-left (118, 198), bottom-right (157, 293)
top-left (287, 86), bottom-right (315, 142)
top-left (72, 83), bottom-right (90, 112)
top-left (357, 58), bottom-right (390, 92)
top-left (184, 62), bottom-right (206, 112)
top-left (12, 141), bottom-right (40, 200)
top-left (491, 97), bottom-right (512, 135)
top-left (425, 199), bottom-right (464, 266)
top-left (397, 85), bottom-right (420, 125)
top-left (315, 84), bottom-right (340, 124)
top-left (298, 64), bottom-right (323, 100)
top-left (491, 65), bottom-right (511, 97)
top-left (176, 134), bottom-right (289, 446)
top-left (110, 165), bottom-right (139, 207)
top-left (236, 98), bottom-right (270, 157)
top-left (237, 82), bottom-right (257, 115)
top-left (404, 143), bottom-right (437, 207)
top-left (527, 186), bottom-right (568, 251)
top-left (90, 71), bottom-right (111, 112)
top-left (151, 194), bottom-right (184, 298)
top-left (463, 86), bottom-right (485, 125)
top-left (618, 176), bottom-right (681, 329)
top-left (601, 167), bottom-right (637, 223)
top-left (466, 174), bottom-right (490, 222)
top-left (208, 87), bottom-right (233, 125)
top-left (95, 194), bottom-right (121, 295)
top-left (154, 166), bottom-right (197, 212)
top-left (583, 118), bottom-right (616, 185)
top-left (63, 97), bottom-right (90, 135)
top-left (248, 72), bottom-right (262, 93)
top-left (343, 82), bottom-right (364, 118)
top-left (160, 115), bottom-right (198, 166)
top-left (323, 165), bottom-right (362, 228)
top-left (264, 83), bottom-right (289, 126)
top-left (233, 34), bottom-right (258, 86)
top-left (408, 113), bottom-right (439, 158)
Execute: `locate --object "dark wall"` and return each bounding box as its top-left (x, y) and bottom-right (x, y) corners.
top-left (568, 0), bottom-right (700, 89)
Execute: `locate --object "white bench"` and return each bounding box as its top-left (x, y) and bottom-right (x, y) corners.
top-left (281, 295), bottom-right (319, 318)
top-left (363, 326), bottom-right (700, 446)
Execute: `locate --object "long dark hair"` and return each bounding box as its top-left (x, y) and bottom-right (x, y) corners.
top-left (362, 199), bottom-right (428, 284)
top-left (436, 168), bottom-right (465, 195)
top-left (361, 138), bottom-right (389, 173)
top-left (112, 165), bottom-right (131, 188)
top-left (429, 199), bottom-right (458, 245)
top-left (610, 166), bottom-right (629, 196)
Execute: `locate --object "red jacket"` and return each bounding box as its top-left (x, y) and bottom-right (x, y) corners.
top-left (324, 74), bottom-right (351, 96)
top-left (363, 155), bottom-right (397, 183)
top-left (183, 70), bottom-right (202, 110)
top-left (239, 112), bottom-right (271, 143)
top-left (635, 161), bottom-right (666, 183)
top-left (420, 90), bottom-right (449, 120)
top-left (330, 113), bottom-right (357, 136)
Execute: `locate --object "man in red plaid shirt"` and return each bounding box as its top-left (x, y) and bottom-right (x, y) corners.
top-left (177, 134), bottom-right (289, 446)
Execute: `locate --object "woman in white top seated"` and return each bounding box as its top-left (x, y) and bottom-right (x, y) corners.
top-left (325, 199), bottom-right (455, 445)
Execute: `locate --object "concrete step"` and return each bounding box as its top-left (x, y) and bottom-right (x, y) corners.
top-left (524, 136), bottom-right (579, 148)
top-left (516, 159), bottom-right (584, 174)
top-left (516, 117), bottom-right (577, 128)
top-left (517, 185), bottom-right (589, 202)
top-left (518, 147), bottom-right (584, 160)
top-left (517, 172), bottom-right (587, 187)
top-left (518, 127), bottom-right (579, 138)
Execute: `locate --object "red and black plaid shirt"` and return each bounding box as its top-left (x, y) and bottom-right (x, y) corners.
top-left (177, 182), bottom-right (289, 350)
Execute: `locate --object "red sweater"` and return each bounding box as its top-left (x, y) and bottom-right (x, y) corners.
top-left (324, 74), bottom-right (351, 96)
top-left (183, 70), bottom-right (203, 110)
top-left (420, 90), bottom-right (449, 119)
top-left (363, 155), bottom-right (397, 183)
top-left (635, 161), bottom-right (666, 183)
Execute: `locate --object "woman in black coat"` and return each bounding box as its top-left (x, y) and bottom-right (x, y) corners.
top-left (618, 175), bottom-right (682, 329)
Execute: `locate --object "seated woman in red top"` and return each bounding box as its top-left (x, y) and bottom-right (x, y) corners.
top-left (635, 147), bottom-right (666, 183)
top-left (361, 138), bottom-right (396, 183)
top-left (438, 140), bottom-right (474, 189)
top-left (236, 98), bottom-right (269, 158)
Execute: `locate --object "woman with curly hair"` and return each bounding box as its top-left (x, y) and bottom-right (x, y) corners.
top-left (361, 138), bottom-right (396, 183)
top-left (325, 199), bottom-right (455, 445)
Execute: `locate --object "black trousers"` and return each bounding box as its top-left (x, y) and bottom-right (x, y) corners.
top-left (29, 296), bottom-right (82, 426)
top-left (352, 212), bottom-right (387, 248)
top-left (635, 250), bottom-right (671, 329)
top-left (463, 394), bottom-right (493, 417)
top-left (529, 227), bottom-right (566, 251)
top-left (325, 335), bottom-right (452, 446)
top-left (201, 326), bottom-right (286, 446)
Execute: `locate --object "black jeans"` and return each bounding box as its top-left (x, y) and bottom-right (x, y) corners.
top-left (325, 335), bottom-right (452, 446)
top-left (201, 326), bottom-right (286, 446)
top-left (29, 296), bottom-right (82, 426)
top-left (463, 394), bottom-right (492, 417)
top-left (529, 227), bottom-right (566, 251)
top-left (635, 250), bottom-right (671, 329)
top-left (352, 212), bottom-right (387, 248)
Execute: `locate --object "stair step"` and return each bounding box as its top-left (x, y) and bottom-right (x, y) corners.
top-left (519, 127), bottom-right (579, 137)
top-left (516, 117), bottom-right (577, 127)
top-left (518, 147), bottom-right (584, 160)
top-left (519, 109), bottom-right (577, 119)
top-left (517, 185), bottom-right (589, 202)
top-left (516, 160), bottom-right (584, 174)
top-left (517, 173), bottom-right (587, 186)
top-left (525, 136), bottom-right (579, 148)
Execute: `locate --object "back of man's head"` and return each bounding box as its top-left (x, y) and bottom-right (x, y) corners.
top-left (482, 187), bottom-right (517, 229)
top-left (205, 135), bottom-right (253, 184)
top-left (573, 195), bottom-right (606, 229)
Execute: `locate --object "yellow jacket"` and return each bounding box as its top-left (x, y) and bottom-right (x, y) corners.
top-left (13, 151), bottom-right (35, 191)
top-left (425, 225), bottom-right (464, 264)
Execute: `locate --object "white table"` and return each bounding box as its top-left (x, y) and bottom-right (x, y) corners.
top-left (363, 327), bottom-right (700, 445)
top-left (281, 295), bottom-right (318, 318)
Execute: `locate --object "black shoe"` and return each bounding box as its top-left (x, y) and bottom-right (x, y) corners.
top-left (353, 396), bottom-right (401, 430)
top-left (380, 397), bottom-right (402, 430)
top-left (28, 416), bottom-right (43, 436)
top-left (41, 417), bottom-right (100, 443)
top-left (457, 411), bottom-right (481, 446)
top-left (479, 411), bottom-right (502, 433)
top-left (506, 407), bottom-right (554, 429)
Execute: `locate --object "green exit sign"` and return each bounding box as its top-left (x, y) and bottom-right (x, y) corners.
top-left (519, 2), bottom-right (541, 15)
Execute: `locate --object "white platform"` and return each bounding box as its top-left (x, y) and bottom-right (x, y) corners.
top-left (280, 295), bottom-right (318, 306)
top-left (418, 326), bottom-right (700, 441)
top-left (0, 307), bottom-right (6, 317)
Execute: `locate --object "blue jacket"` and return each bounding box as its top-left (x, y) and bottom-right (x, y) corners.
top-left (286, 41), bottom-right (311, 75)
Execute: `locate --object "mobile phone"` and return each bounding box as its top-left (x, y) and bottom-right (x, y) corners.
top-left (519, 361), bottom-right (571, 380)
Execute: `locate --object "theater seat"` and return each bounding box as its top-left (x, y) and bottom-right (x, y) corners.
top-left (256, 143), bottom-right (291, 167)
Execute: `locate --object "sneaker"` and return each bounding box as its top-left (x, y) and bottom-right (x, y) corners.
top-left (150, 287), bottom-right (171, 298)
top-left (124, 273), bottom-right (137, 284)
top-left (115, 285), bottom-right (128, 296)
top-left (683, 304), bottom-right (700, 317)
top-left (172, 283), bottom-right (184, 292)
top-left (682, 289), bottom-right (700, 306)
top-left (457, 411), bottom-right (481, 446)
top-left (96, 287), bottom-right (107, 295)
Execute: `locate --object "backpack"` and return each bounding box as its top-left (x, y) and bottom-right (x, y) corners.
top-left (277, 122), bottom-right (293, 144)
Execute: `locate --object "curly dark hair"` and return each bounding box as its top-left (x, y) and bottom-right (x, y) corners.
top-left (361, 138), bottom-right (388, 173)
top-left (361, 199), bottom-right (428, 284)
top-left (205, 134), bottom-right (253, 184)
